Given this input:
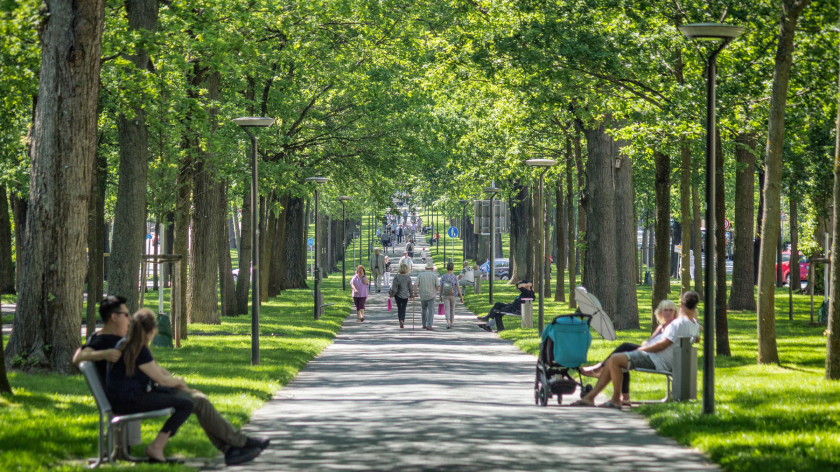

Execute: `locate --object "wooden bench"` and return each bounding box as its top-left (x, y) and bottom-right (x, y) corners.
top-left (79, 361), bottom-right (179, 467)
top-left (630, 337), bottom-right (697, 403)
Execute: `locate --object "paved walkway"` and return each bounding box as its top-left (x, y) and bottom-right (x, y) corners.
top-left (213, 228), bottom-right (719, 472)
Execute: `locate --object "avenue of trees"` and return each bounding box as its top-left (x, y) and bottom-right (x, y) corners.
top-left (2, 0), bottom-right (840, 387)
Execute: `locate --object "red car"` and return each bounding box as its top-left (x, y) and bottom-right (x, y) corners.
top-left (776, 251), bottom-right (809, 285)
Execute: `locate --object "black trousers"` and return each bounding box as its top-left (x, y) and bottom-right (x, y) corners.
top-left (487, 302), bottom-right (514, 331)
top-left (113, 389), bottom-right (194, 436)
top-left (601, 342), bottom-right (641, 394)
top-left (395, 296), bottom-right (409, 322)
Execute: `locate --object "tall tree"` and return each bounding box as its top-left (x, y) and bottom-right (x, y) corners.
top-left (554, 174), bottom-right (565, 302)
top-left (826, 4), bottom-right (840, 378)
top-left (614, 138), bottom-right (639, 329)
top-left (652, 150), bottom-right (671, 330)
top-left (757, 0), bottom-right (812, 365)
top-left (108, 0), bottom-right (159, 312)
top-left (0, 187), bottom-right (15, 294)
top-left (566, 138), bottom-right (577, 308)
top-left (730, 133), bottom-right (757, 310)
top-left (6, 0), bottom-right (106, 373)
top-left (715, 130), bottom-right (730, 356)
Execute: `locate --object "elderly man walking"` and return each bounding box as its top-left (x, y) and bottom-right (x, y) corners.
top-left (415, 261), bottom-right (440, 330)
top-left (370, 248), bottom-right (386, 293)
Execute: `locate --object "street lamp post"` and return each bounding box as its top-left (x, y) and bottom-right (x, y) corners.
top-left (459, 199), bottom-right (469, 262)
top-left (526, 159), bottom-right (557, 336)
top-left (678, 23), bottom-right (744, 415)
top-left (483, 186), bottom-right (501, 304)
top-left (338, 196), bottom-right (352, 291)
top-left (306, 177), bottom-right (329, 320)
top-left (233, 116), bottom-right (275, 366)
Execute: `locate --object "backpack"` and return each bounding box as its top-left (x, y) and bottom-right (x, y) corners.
top-left (406, 242), bottom-right (414, 252)
top-left (442, 280), bottom-right (455, 296)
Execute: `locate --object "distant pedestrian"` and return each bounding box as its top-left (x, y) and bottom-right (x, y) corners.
top-left (399, 251), bottom-right (414, 273)
top-left (439, 262), bottom-right (463, 329)
top-left (406, 239), bottom-right (415, 258)
top-left (369, 249), bottom-right (386, 292)
top-left (389, 231), bottom-right (397, 253)
top-left (415, 261), bottom-right (440, 330)
top-left (397, 226), bottom-right (403, 244)
top-left (350, 266), bottom-right (369, 322)
top-left (383, 256), bottom-right (392, 286)
top-left (388, 263), bottom-right (414, 329)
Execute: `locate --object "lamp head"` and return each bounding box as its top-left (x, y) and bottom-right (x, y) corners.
top-left (525, 159), bottom-right (557, 167)
top-left (337, 196), bottom-right (352, 201)
top-left (482, 187), bottom-right (501, 194)
top-left (678, 23), bottom-right (744, 41)
top-left (305, 176), bottom-right (329, 184)
top-left (233, 116), bottom-right (275, 128)
top-left (458, 199), bottom-right (469, 204)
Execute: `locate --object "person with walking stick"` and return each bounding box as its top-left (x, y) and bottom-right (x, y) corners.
top-left (388, 263), bottom-right (413, 329)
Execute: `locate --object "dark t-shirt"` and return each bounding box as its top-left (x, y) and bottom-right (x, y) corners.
top-left (106, 340), bottom-right (154, 404)
top-left (81, 333), bottom-right (122, 381)
top-left (511, 289), bottom-right (536, 313)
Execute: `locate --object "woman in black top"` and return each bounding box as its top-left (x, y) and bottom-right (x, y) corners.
top-left (106, 309), bottom-right (194, 462)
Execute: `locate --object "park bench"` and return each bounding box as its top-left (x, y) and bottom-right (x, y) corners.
top-left (79, 361), bottom-right (178, 467)
top-left (631, 336), bottom-right (697, 403)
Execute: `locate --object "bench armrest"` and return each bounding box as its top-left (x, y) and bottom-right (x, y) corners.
top-left (634, 368), bottom-right (672, 377)
top-left (112, 407), bottom-right (175, 425)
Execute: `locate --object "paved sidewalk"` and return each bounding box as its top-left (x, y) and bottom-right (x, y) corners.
top-left (212, 229), bottom-right (719, 471)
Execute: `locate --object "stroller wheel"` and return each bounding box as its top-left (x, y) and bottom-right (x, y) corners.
top-left (534, 370), bottom-right (549, 406)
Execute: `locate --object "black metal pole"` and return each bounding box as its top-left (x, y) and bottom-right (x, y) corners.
top-left (489, 194), bottom-right (495, 304)
top-left (342, 202), bottom-right (346, 291)
top-left (462, 204), bottom-right (467, 262)
top-left (246, 130), bottom-right (260, 366)
top-left (703, 49), bottom-right (723, 415)
top-left (538, 170), bottom-right (547, 336)
top-left (314, 188), bottom-right (321, 320)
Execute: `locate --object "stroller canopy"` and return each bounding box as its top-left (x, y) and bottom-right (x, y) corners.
top-left (541, 315), bottom-right (592, 368)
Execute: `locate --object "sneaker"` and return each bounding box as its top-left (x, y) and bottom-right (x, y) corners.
top-left (225, 445), bottom-right (263, 465)
top-left (245, 436), bottom-right (270, 450)
top-left (478, 324), bottom-right (492, 332)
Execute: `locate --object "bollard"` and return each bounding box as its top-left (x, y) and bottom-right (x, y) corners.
top-left (474, 274), bottom-right (482, 294)
top-left (520, 298), bottom-right (534, 328)
top-left (319, 292), bottom-right (326, 316)
top-left (673, 336), bottom-right (697, 401)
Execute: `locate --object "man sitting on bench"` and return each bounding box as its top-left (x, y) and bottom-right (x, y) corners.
top-left (73, 296), bottom-right (269, 465)
top-left (571, 291), bottom-right (701, 409)
top-left (477, 279), bottom-right (534, 332)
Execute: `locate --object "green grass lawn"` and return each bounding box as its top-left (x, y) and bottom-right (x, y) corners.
top-left (0, 274), bottom-right (351, 472)
top-left (430, 243), bottom-right (840, 472)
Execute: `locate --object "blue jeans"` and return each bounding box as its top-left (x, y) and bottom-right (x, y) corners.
top-left (421, 299), bottom-right (435, 328)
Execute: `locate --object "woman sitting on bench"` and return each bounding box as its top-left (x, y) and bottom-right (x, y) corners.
top-left (106, 309), bottom-right (267, 465)
top-left (571, 291), bottom-right (701, 409)
top-left (579, 299), bottom-right (678, 406)
top-left (477, 279), bottom-right (534, 332)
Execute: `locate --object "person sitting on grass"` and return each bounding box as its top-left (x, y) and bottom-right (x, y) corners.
top-left (571, 291), bottom-right (701, 409)
top-left (75, 299), bottom-right (267, 465)
top-left (579, 299), bottom-right (678, 406)
top-left (476, 279), bottom-right (535, 332)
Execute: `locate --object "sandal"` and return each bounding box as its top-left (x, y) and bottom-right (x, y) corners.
top-left (569, 400), bottom-right (595, 407)
top-left (597, 401), bottom-right (623, 410)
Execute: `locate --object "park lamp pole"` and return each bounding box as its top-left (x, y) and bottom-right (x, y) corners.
top-left (337, 196), bottom-right (352, 291)
top-left (233, 116), bottom-right (275, 366)
top-left (526, 159), bottom-right (557, 336)
top-left (306, 177), bottom-right (329, 320)
top-left (483, 186), bottom-right (501, 304)
top-left (459, 199), bottom-right (469, 262)
top-left (678, 23), bottom-right (743, 415)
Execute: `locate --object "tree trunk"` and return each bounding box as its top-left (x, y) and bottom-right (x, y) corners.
top-left (269, 194), bottom-right (288, 297)
top-left (108, 0), bottom-right (158, 313)
top-left (543, 188), bottom-right (552, 299)
top-left (758, 0), bottom-right (810, 365)
top-left (6, 0), bottom-right (106, 373)
top-left (11, 195), bottom-right (27, 294)
top-left (776, 229), bottom-right (784, 287)
top-left (614, 137), bottom-right (639, 329)
top-left (260, 202), bottom-right (276, 303)
top-left (789, 195), bottom-right (799, 317)
top-left (692, 183), bottom-right (704, 298)
top-left (284, 196), bottom-right (308, 289)
top-left (679, 140), bottom-right (692, 293)
top-left (232, 204), bottom-right (241, 250)
top-left (730, 132), bottom-right (757, 309)
top-left (163, 213), bottom-right (173, 288)
top-left (0, 187), bottom-right (15, 294)
top-left (574, 121), bottom-right (586, 274)
top-left (235, 183), bottom-right (252, 314)
top-left (567, 140), bottom-right (577, 308)
top-left (86, 151), bottom-right (106, 338)
top-left (509, 182), bottom-right (530, 283)
top-left (173, 152), bottom-right (192, 337)
top-left (218, 180), bottom-right (237, 316)
top-left (715, 129), bottom-right (731, 356)
top-left (555, 174), bottom-right (566, 302)
top-left (582, 120), bottom-right (617, 317)
top-left (652, 150), bottom-right (671, 330)
top-left (826, 11), bottom-right (840, 376)
top-left (0, 328), bottom-right (10, 392)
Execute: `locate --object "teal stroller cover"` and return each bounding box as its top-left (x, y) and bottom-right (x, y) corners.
top-left (541, 315), bottom-right (592, 368)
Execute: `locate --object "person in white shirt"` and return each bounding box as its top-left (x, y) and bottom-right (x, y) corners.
top-left (458, 262), bottom-right (475, 287)
top-left (573, 291), bottom-right (701, 409)
top-left (398, 251), bottom-right (413, 273)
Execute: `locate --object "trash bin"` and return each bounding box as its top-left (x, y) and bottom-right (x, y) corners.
top-left (152, 312), bottom-right (173, 348)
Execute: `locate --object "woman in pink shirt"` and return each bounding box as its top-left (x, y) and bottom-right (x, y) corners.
top-left (350, 265), bottom-right (369, 322)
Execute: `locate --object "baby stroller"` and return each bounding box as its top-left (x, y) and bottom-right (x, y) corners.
top-left (534, 287), bottom-right (617, 406)
top-left (534, 313), bottom-right (594, 406)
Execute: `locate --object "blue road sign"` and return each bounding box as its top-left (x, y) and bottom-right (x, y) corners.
top-left (146, 234), bottom-right (153, 240)
top-left (307, 238), bottom-right (315, 246)
top-left (447, 226), bottom-right (458, 238)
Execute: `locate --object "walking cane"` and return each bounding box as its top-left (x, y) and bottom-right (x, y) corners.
top-left (412, 296), bottom-right (415, 330)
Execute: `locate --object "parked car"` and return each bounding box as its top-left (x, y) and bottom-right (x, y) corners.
top-left (480, 258), bottom-right (510, 280)
top-left (776, 251), bottom-right (808, 285)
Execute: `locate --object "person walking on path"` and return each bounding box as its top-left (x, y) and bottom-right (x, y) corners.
top-left (399, 251), bottom-right (414, 273)
top-left (397, 226), bottom-right (403, 244)
top-left (370, 249), bottom-right (386, 292)
top-left (439, 262), bottom-right (464, 329)
top-left (389, 230), bottom-right (397, 255)
top-left (415, 261), bottom-right (440, 330)
top-left (350, 266), bottom-right (369, 322)
top-left (384, 256), bottom-right (392, 287)
top-left (406, 239), bottom-right (415, 258)
top-left (388, 263), bottom-right (414, 329)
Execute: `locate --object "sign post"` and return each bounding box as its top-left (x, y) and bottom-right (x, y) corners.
top-left (308, 237), bottom-right (315, 277)
top-left (448, 226), bottom-right (458, 262)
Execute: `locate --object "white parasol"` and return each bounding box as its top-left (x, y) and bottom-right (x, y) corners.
top-left (574, 287), bottom-right (616, 341)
